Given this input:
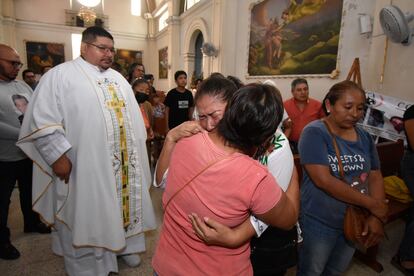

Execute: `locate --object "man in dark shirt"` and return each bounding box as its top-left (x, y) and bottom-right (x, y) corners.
top-left (164, 70), bottom-right (194, 130)
top-left (393, 104), bottom-right (414, 274)
top-left (22, 68), bottom-right (38, 90)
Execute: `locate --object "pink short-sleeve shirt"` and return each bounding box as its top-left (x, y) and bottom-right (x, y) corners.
top-left (152, 131), bottom-right (282, 275)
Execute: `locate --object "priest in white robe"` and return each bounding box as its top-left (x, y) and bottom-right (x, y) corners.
top-left (17, 26), bottom-right (156, 276)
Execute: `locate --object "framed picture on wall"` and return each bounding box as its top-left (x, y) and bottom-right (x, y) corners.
top-left (114, 49), bottom-right (143, 78)
top-left (25, 41), bottom-right (65, 74)
top-left (247, 0), bottom-right (344, 77)
top-left (159, 47), bottom-right (168, 79)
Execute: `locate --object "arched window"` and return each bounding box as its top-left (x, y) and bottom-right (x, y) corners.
top-left (194, 32), bottom-right (204, 78)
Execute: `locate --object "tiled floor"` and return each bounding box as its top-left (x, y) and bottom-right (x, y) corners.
top-left (0, 187), bottom-right (406, 275)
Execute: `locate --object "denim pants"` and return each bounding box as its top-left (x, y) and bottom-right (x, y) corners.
top-left (398, 150), bottom-right (414, 261)
top-left (297, 215), bottom-right (355, 276)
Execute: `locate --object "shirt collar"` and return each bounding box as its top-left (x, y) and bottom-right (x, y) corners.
top-left (78, 56), bottom-right (107, 73)
top-left (293, 98), bottom-right (309, 105)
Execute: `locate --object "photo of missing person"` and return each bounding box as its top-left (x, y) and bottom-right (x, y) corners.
top-left (12, 94), bottom-right (29, 125)
top-left (390, 116), bottom-right (404, 133)
top-left (367, 108), bottom-right (385, 128)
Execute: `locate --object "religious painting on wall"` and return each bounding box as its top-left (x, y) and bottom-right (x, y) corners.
top-left (159, 47), bottom-right (168, 79)
top-left (247, 0), bottom-right (344, 76)
top-left (25, 41), bottom-right (65, 74)
top-left (114, 49), bottom-right (143, 78)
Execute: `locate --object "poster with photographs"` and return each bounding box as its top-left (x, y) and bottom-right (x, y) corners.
top-left (114, 49), bottom-right (143, 78)
top-left (26, 41), bottom-right (65, 74)
top-left (247, 0), bottom-right (343, 76)
top-left (358, 91), bottom-right (413, 144)
top-left (159, 47), bottom-right (168, 79)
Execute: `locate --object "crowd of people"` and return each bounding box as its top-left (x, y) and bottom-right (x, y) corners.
top-left (0, 25), bottom-right (413, 276)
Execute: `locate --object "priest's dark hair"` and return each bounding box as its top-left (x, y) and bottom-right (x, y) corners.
top-left (82, 26), bottom-right (113, 43)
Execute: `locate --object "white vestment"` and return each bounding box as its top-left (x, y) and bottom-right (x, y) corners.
top-left (17, 57), bottom-right (156, 275)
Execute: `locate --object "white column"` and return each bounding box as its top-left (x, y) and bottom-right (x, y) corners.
top-left (1, 0), bottom-right (17, 46)
top-left (0, 0), bottom-right (3, 43)
top-left (210, 0), bottom-right (224, 73)
top-left (183, 52), bottom-right (195, 83)
top-left (202, 53), bottom-right (211, 78)
top-left (166, 15), bottom-right (181, 88)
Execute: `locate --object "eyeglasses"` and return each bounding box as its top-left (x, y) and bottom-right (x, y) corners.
top-left (0, 58), bottom-right (23, 69)
top-left (85, 42), bottom-right (116, 54)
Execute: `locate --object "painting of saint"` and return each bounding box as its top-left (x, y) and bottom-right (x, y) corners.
top-left (248, 0), bottom-right (343, 76)
top-left (159, 47), bottom-right (168, 79)
top-left (26, 42), bottom-right (65, 74)
top-left (114, 49), bottom-right (143, 78)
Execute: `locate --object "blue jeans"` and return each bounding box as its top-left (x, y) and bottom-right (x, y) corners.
top-left (297, 215), bottom-right (355, 276)
top-left (398, 151), bottom-right (414, 261)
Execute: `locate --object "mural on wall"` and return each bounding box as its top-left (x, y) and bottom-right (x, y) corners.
top-left (248, 0), bottom-right (344, 76)
top-left (25, 42), bottom-right (65, 74)
top-left (114, 49), bottom-right (143, 78)
top-left (159, 47), bottom-right (168, 79)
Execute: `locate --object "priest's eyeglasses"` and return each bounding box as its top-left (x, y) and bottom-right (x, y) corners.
top-left (85, 42), bottom-right (116, 54)
top-left (0, 58), bottom-right (23, 69)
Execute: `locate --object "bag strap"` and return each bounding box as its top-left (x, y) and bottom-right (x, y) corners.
top-left (322, 120), bottom-right (388, 224)
top-left (164, 154), bottom-right (235, 209)
top-left (322, 119), bottom-right (345, 180)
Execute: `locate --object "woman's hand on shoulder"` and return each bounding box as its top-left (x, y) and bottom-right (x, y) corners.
top-left (188, 213), bottom-right (254, 249)
top-left (166, 121), bottom-right (203, 143)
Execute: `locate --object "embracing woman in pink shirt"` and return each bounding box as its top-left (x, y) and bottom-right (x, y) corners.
top-left (152, 79), bottom-right (299, 275)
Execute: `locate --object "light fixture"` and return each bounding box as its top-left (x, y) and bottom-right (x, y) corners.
top-left (131, 0), bottom-right (141, 16)
top-left (359, 14), bottom-right (372, 35)
top-left (78, 6), bottom-right (97, 24)
top-left (78, 0), bottom-right (101, 7)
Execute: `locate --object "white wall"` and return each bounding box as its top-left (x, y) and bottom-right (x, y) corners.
top-left (227, 0), bottom-right (377, 101)
top-left (104, 0), bottom-right (148, 35)
top-left (14, 0), bottom-right (70, 25)
top-left (13, 0), bottom-right (148, 35)
top-left (4, 0), bottom-right (414, 102)
top-left (178, 0), bottom-right (413, 102)
top-left (149, 0), bottom-right (213, 92)
top-left (3, 0), bottom-right (148, 76)
top-left (365, 0), bottom-right (414, 102)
